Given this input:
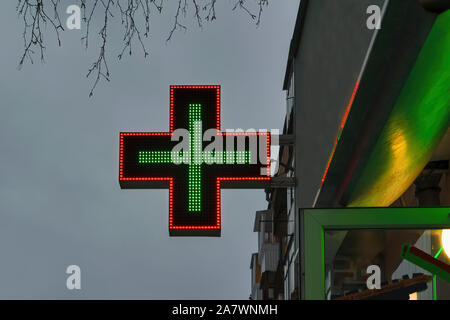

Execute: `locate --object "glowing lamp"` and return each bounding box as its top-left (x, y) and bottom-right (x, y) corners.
top-left (442, 229), bottom-right (450, 258)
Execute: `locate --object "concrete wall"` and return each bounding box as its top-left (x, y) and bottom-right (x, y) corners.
top-left (293, 0), bottom-right (385, 208)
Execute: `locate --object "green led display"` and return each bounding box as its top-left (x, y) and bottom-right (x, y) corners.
top-left (138, 150), bottom-right (251, 164)
top-left (138, 151), bottom-right (173, 163)
top-left (137, 103), bottom-right (252, 213)
top-left (189, 104), bottom-right (202, 212)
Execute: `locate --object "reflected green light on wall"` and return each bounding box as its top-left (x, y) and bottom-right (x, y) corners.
top-left (348, 10), bottom-right (450, 207)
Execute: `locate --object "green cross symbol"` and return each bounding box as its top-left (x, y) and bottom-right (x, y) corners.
top-left (138, 104), bottom-right (251, 212)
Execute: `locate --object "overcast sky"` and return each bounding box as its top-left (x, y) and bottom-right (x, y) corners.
top-left (0, 0), bottom-right (299, 299)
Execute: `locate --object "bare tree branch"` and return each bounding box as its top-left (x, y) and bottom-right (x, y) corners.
top-left (16, 0), bottom-right (64, 68)
top-left (167, 0), bottom-right (187, 42)
top-left (86, 0), bottom-right (113, 97)
top-left (16, 0), bottom-right (268, 96)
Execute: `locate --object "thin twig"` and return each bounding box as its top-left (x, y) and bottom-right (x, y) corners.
top-left (16, 0), bottom-right (268, 96)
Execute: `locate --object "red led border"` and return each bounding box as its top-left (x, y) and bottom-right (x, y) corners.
top-left (119, 85), bottom-right (271, 232)
top-left (321, 81), bottom-right (360, 184)
top-left (170, 85), bottom-right (221, 132)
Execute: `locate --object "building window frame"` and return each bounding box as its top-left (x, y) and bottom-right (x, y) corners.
top-left (299, 207), bottom-right (450, 300)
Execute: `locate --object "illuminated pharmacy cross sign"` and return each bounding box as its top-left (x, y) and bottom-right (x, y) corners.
top-left (119, 86), bottom-right (270, 236)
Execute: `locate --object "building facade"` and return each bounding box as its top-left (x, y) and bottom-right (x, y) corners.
top-left (251, 0), bottom-right (450, 300)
